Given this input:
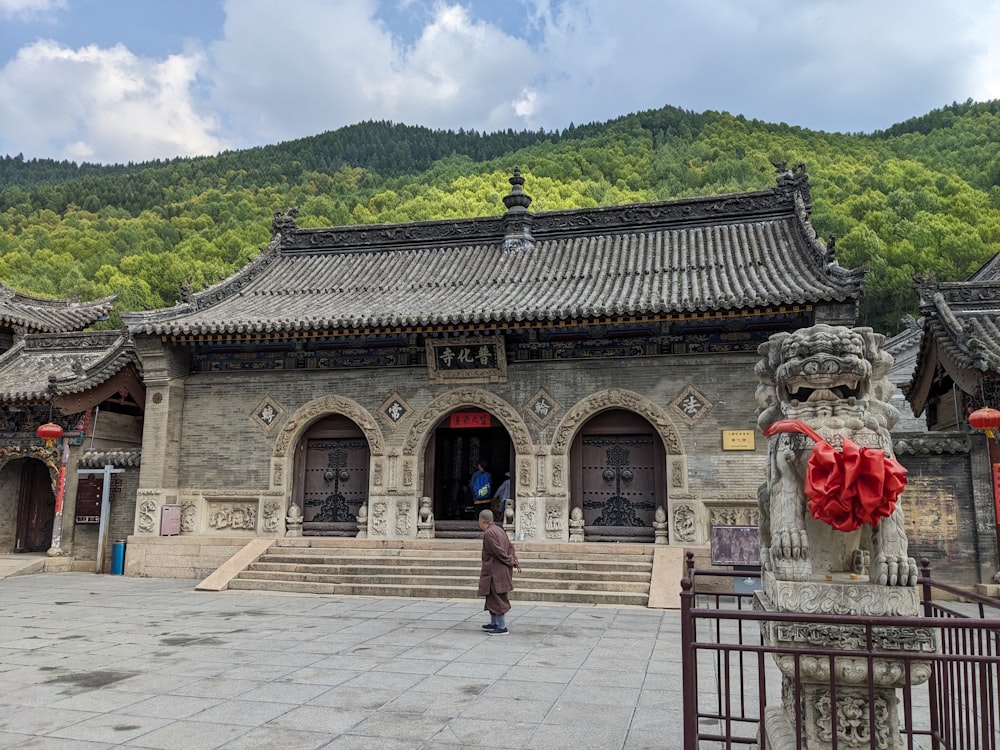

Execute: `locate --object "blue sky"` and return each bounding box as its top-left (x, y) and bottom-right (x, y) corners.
top-left (1, 0), bottom-right (999, 165)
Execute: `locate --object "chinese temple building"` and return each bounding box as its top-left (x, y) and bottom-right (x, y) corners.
top-left (119, 165), bottom-right (870, 578)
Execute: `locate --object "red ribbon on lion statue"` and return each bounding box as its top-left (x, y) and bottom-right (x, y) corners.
top-left (764, 419), bottom-right (908, 533)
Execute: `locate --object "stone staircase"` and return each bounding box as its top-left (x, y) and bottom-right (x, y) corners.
top-left (224, 538), bottom-right (655, 606)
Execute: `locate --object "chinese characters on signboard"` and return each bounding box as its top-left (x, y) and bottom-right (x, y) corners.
top-left (449, 411), bottom-right (492, 429)
top-left (426, 335), bottom-right (507, 384)
top-left (436, 343), bottom-right (497, 370)
top-left (721, 430), bottom-right (756, 451)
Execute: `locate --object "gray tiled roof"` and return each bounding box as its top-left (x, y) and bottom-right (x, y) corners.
top-left (908, 276), bottom-right (1000, 415)
top-left (0, 331), bottom-right (137, 403)
top-left (79, 449), bottom-right (141, 468)
top-left (124, 173), bottom-right (863, 338)
top-left (916, 279), bottom-right (1000, 373)
top-left (0, 282), bottom-right (116, 333)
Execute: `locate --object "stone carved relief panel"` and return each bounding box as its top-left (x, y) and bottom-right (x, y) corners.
top-left (520, 500), bottom-right (538, 538)
top-left (262, 501), bottom-right (280, 533)
top-left (545, 502), bottom-right (563, 540)
top-left (207, 502), bottom-right (257, 531)
top-left (137, 498), bottom-right (157, 533)
top-left (710, 506), bottom-right (760, 527)
top-left (670, 457), bottom-right (688, 491)
top-left (551, 455), bottom-right (565, 489)
top-left (672, 503), bottom-right (696, 543)
top-left (517, 457), bottom-right (532, 492)
top-left (371, 501), bottom-right (388, 536)
top-left (181, 501), bottom-right (197, 533)
top-left (395, 500), bottom-right (412, 536)
top-left (524, 387), bottom-right (561, 428)
top-left (379, 390), bottom-right (411, 429)
top-left (271, 459), bottom-right (284, 490)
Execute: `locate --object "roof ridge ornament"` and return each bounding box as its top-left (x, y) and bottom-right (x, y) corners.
top-left (501, 168), bottom-right (534, 252)
top-left (272, 206), bottom-right (299, 236)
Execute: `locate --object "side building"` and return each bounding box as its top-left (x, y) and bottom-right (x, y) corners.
top-left (906, 271), bottom-right (1000, 593)
top-left (120, 165), bottom-right (868, 578)
top-left (0, 284), bottom-right (144, 572)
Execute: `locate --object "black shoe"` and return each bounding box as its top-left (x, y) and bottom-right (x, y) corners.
top-left (482, 623), bottom-right (496, 629)
top-left (487, 627), bottom-right (509, 636)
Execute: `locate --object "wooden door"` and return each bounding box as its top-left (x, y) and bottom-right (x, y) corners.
top-left (580, 435), bottom-right (658, 528)
top-left (302, 438), bottom-right (369, 525)
top-left (571, 409), bottom-right (664, 541)
top-left (15, 461), bottom-right (55, 552)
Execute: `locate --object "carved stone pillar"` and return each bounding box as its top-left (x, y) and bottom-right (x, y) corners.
top-left (757, 574), bottom-right (935, 750)
top-left (284, 504), bottom-right (302, 537)
top-left (568, 506), bottom-right (584, 542)
top-left (653, 506), bottom-right (668, 545)
top-left (355, 502), bottom-right (368, 539)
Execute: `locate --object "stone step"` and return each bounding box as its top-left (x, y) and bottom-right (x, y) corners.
top-left (249, 561), bottom-right (652, 582)
top-left (256, 553), bottom-right (652, 574)
top-left (267, 547), bottom-right (653, 564)
top-left (225, 538), bottom-right (656, 606)
top-left (225, 577), bottom-right (650, 606)
top-left (239, 568), bottom-right (650, 593)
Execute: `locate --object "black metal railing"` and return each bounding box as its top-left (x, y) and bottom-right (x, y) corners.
top-left (681, 554), bottom-right (1000, 749)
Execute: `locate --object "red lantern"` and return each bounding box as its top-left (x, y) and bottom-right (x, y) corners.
top-left (968, 407), bottom-right (1000, 439)
top-left (36, 421), bottom-right (64, 447)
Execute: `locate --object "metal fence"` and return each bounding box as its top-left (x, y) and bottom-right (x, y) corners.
top-left (681, 555), bottom-right (1000, 749)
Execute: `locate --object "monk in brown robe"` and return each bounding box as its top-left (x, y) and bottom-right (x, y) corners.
top-left (477, 509), bottom-right (519, 635)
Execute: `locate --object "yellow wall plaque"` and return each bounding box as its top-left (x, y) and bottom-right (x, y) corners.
top-left (722, 430), bottom-right (756, 451)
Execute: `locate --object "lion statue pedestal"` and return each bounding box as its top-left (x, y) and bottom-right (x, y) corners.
top-left (755, 324), bottom-right (936, 749)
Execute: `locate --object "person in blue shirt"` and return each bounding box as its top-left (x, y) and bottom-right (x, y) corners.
top-left (470, 461), bottom-right (492, 508)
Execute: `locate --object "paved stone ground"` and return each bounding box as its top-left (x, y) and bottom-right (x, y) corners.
top-left (0, 573), bottom-right (685, 749)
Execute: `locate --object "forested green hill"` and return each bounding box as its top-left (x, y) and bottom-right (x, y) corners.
top-left (2, 101), bottom-right (999, 333)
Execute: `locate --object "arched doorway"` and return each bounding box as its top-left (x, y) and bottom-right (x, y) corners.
top-left (292, 414), bottom-right (370, 536)
top-left (5, 458), bottom-right (56, 553)
top-left (423, 408), bottom-right (512, 536)
top-left (569, 409), bottom-right (665, 543)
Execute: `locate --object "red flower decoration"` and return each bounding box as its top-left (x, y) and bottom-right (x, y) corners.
top-left (764, 419), bottom-right (908, 532)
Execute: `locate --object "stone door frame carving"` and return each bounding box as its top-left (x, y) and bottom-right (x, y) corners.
top-left (549, 389), bottom-right (689, 518)
top-left (550, 388), bottom-right (685, 458)
top-left (270, 396), bottom-right (385, 502)
top-left (401, 388), bottom-right (533, 501)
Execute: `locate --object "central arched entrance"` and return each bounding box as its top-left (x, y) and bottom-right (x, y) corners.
top-left (423, 408), bottom-right (513, 537)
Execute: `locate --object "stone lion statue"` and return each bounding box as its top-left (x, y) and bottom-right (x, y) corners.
top-left (755, 324), bottom-right (916, 586)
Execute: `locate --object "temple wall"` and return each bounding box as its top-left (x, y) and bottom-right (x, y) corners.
top-left (130, 351), bottom-right (767, 555)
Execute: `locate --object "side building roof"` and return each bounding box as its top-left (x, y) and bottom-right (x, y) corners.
top-left (0, 331), bottom-right (139, 404)
top-left (123, 167), bottom-right (864, 339)
top-left (908, 276), bottom-right (1000, 415)
top-left (0, 282), bottom-right (116, 333)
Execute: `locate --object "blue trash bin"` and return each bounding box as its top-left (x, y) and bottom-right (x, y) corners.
top-left (111, 540), bottom-right (126, 575)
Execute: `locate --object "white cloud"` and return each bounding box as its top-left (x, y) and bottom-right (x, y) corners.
top-left (1, 0), bottom-right (999, 163)
top-left (0, 0), bottom-right (65, 19)
top-left (0, 40), bottom-right (227, 163)
top-left (208, 0), bottom-right (537, 143)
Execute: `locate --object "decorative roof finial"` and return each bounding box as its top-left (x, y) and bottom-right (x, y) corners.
top-left (502, 167), bottom-right (532, 212)
top-left (501, 168), bottom-right (534, 252)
